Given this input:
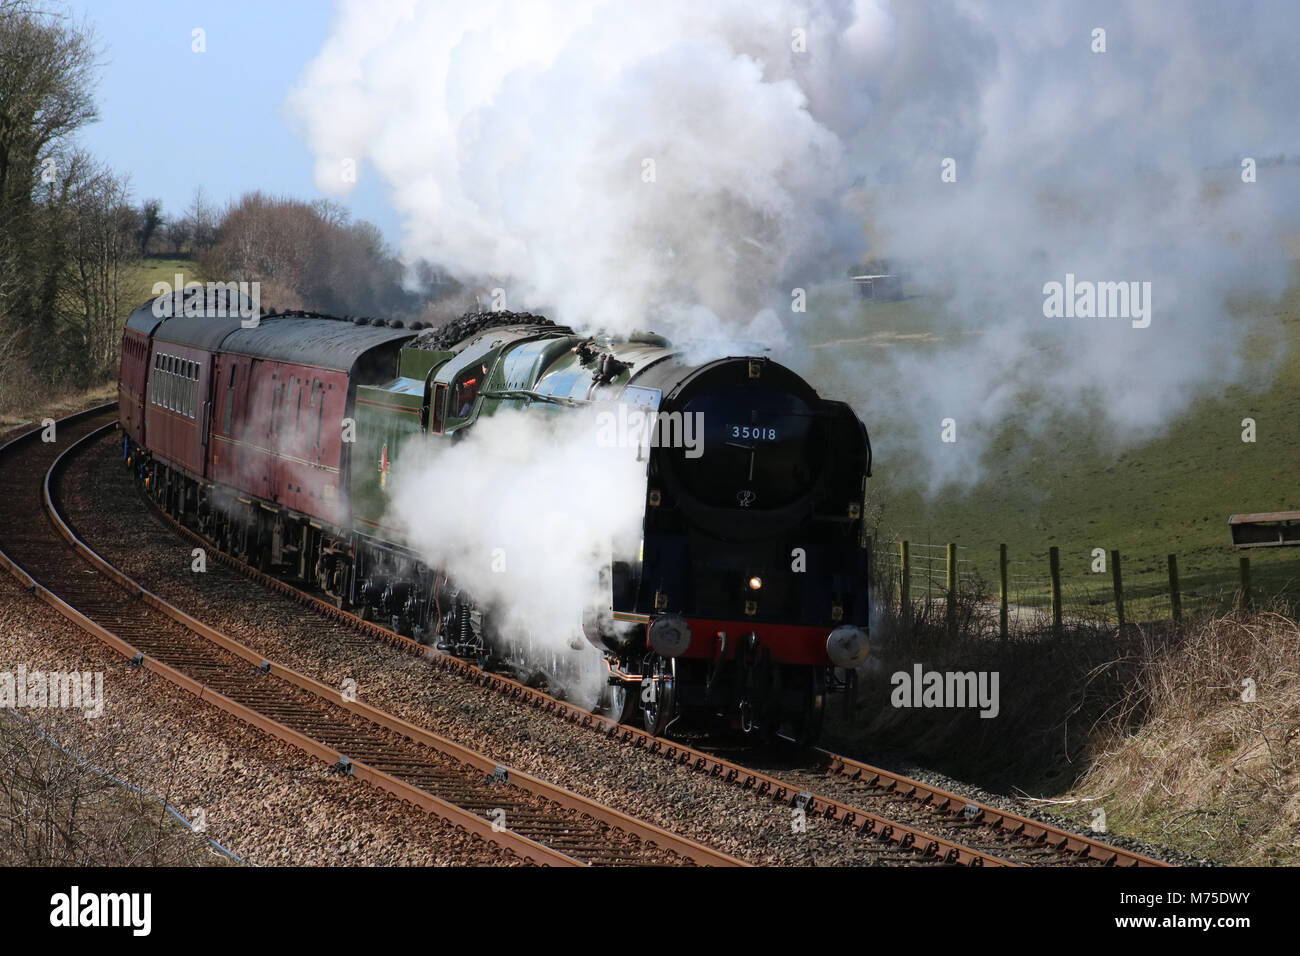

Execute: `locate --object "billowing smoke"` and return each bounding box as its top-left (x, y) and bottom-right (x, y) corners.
top-left (833, 0), bottom-right (1300, 489)
top-left (383, 406), bottom-right (647, 701)
top-left (289, 0), bottom-right (1300, 494)
top-left (285, 0), bottom-right (890, 345)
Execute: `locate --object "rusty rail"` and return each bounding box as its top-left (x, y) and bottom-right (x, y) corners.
top-left (1, 407), bottom-right (746, 867)
top-left (810, 747), bottom-right (1168, 867)
top-left (95, 407), bottom-right (1165, 868)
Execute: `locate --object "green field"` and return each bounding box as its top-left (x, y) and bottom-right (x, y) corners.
top-left (123, 257), bottom-right (207, 309)
top-left (792, 270), bottom-right (1300, 623)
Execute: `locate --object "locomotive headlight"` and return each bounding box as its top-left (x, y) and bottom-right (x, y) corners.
top-left (827, 626), bottom-right (870, 669)
top-left (748, 576), bottom-right (763, 591)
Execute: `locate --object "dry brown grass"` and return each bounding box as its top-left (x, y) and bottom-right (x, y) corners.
top-left (1069, 608), bottom-right (1300, 865)
top-left (0, 710), bottom-right (227, 866)
top-left (827, 585), bottom-right (1300, 865)
top-left (0, 380), bottom-right (116, 431)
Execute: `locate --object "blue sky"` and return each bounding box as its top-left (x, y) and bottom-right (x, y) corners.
top-left (66, 0), bottom-right (401, 241)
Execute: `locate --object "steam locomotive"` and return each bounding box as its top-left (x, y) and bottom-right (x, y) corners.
top-left (118, 291), bottom-right (872, 743)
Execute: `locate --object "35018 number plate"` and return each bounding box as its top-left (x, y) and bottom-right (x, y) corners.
top-left (727, 425), bottom-right (777, 440)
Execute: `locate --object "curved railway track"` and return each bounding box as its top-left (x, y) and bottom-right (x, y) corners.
top-left (0, 406), bottom-right (746, 867)
top-left (77, 411), bottom-right (1171, 868)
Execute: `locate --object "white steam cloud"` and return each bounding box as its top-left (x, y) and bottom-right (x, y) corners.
top-left (383, 407), bottom-right (647, 699)
top-left (288, 0), bottom-right (1300, 499)
top-left (286, 0), bottom-right (891, 345)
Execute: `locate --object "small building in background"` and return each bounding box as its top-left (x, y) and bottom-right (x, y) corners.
top-left (851, 273), bottom-right (903, 301)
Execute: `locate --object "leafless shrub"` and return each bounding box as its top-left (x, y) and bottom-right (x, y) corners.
top-left (0, 709), bottom-right (225, 866)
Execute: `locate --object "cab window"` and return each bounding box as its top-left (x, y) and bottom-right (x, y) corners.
top-left (451, 364), bottom-right (487, 420)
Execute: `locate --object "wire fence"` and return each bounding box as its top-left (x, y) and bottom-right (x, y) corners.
top-left (867, 532), bottom-right (1300, 634)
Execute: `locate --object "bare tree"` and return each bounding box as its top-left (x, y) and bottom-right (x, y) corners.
top-left (136, 197), bottom-right (163, 254)
top-left (0, 2), bottom-right (100, 385)
top-left (53, 152), bottom-right (139, 381)
top-left (163, 215), bottom-right (191, 255)
top-left (184, 185), bottom-right (217, 253)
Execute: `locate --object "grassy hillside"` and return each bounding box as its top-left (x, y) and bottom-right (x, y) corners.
top-left (794, 269), bottom-right (1300, 621)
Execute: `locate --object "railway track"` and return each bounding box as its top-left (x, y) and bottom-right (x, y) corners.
top-left (0, 407), bottom-right (746, 867)
top-left (78, 415), bottom-right (1171, 867)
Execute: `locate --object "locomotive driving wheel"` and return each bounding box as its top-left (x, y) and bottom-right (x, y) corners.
top-left (639, 656), bottom-right (677, 737)
top-left (598, 670), bottom-right (638, 724)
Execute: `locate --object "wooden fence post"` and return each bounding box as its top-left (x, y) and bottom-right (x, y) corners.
top-left (1167, 554), bottom-right (1182, 624)
top-left (899, 540), bottom-right (910, 617)
top-left (1239, 556), bottom-right (1252, 610)
top-left (998, 543), bottom-right (1008, 640)
top-left (1110, 549), bottom-right (1124, 630)
top-left (1049, 546), bottom-right (1062, 635)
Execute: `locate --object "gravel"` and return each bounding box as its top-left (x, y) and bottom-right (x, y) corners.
top-left (0, 570), bottom-right (520, 866)
top-left (58, 433), bottom-right (927, 865)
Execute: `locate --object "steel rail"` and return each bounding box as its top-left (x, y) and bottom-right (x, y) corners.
top-left (2, 407), bottom-right (744, 867)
